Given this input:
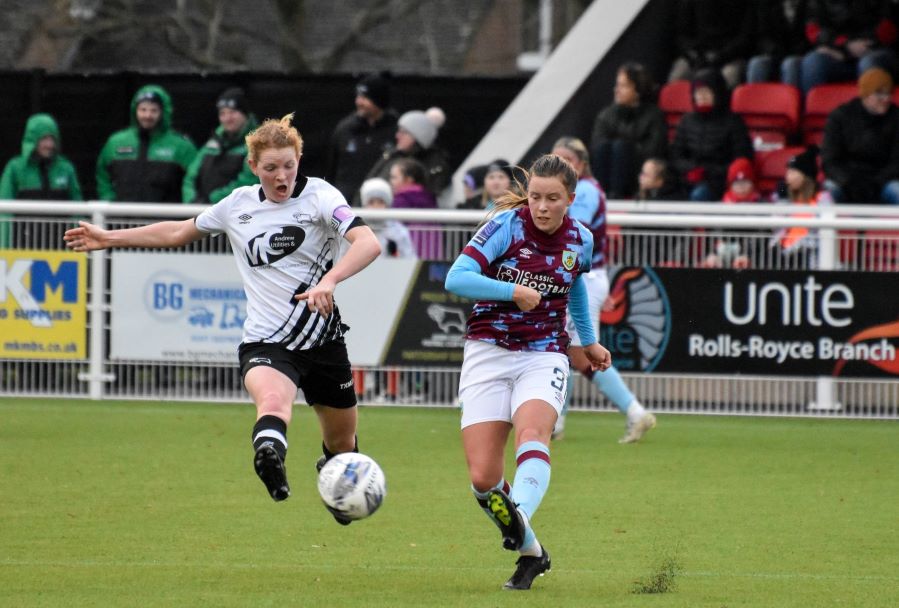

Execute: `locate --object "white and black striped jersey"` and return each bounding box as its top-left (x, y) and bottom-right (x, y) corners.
top-left (195, 176), bottom-right (364, 350)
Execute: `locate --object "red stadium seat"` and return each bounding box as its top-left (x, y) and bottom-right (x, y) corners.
top-left (731, 83), bottom-right (801, 149)
top-left (754, 146), bottom-right (806, 195)
top-left (802, 82), bottom-right (857, 146)
top-left (658, 80), bottom-right (692, 142)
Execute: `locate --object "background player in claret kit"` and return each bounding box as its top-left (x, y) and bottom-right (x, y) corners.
top-left (550, 137), bottom-right (656, 443)
top-left (445, 154), bottom-right (611, 591)
top-left (64, 114), bottom-right (381, 524)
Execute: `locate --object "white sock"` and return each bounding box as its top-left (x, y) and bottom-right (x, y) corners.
top-left (626, 400), bottom-right (646, 423)
top-left (553, 414), bottom-right (565, 434)
top-left (518, 514), bottom-right (543, 557)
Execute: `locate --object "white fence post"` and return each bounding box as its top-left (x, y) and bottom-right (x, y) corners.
top-left (809, 201), bottom-right (841, 412)
top-left (79, 206), bottom-right (113, 399)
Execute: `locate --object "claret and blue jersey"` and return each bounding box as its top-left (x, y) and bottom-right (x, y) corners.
top-left (454, 206), bottom-right (593, 352)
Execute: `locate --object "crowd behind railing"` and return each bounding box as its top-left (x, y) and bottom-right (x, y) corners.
top-left (3, 1), bottom-right (899, 261)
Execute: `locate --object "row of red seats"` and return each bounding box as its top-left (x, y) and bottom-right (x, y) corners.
top-left (658, 81), bottom-right (873, 195)
top-left (659, 80), bottom-right (874, 148)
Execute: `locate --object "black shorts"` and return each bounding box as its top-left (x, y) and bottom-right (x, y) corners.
top-left (238, 339), bottom-right (357, 409)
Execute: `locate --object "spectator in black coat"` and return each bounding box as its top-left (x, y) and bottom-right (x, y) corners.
top-left (822, 67), bottom-right (899, 204)
top-left (326, 73), bottom-right (398, 205)
top-left (746, 0), bottom-right (809, 87)
top-left (797, 0), bottom-right (897, 93)
top-left (590, 62), bottom-right (667, 199)
top-left (668, 0), bottom-right (756, 88)
top-left (670, 69), bottom-right (754, 201)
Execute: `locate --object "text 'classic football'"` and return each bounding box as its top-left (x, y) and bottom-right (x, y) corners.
top-left (317, 452), bottom-right (386, 521)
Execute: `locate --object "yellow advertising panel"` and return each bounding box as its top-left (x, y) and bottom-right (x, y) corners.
top-left (0, 249), bottom-right (87, 359)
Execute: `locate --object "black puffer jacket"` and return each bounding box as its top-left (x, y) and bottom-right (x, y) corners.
top-left (822, 98), bottom-right (899, 201)
top-left (670, 70), bottom-right (753, 199)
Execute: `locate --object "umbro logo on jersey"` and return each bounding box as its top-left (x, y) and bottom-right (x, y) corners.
top-left (238, 213), bottom-right (253, 223)
top-left (520, 248), bottom-right (533, 258)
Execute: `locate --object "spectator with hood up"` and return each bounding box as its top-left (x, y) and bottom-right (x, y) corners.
top-left (670, 69), bottom-right (753, 201)
top-left (0, 113), bottom-right (82, 247)
top-left (326, 72), bottom-right (399, 204)
top-left (183, 87), bottom-right (259, 204)
top-left (96, 84), bottom-right (196, 202)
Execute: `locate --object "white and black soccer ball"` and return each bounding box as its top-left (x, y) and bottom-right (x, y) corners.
top-left (317, 452), bottom-right (386, 521)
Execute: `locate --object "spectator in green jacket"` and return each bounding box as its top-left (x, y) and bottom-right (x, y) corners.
top-left (182, 87), bottom-right (259, 203)
top-left (96, 84), bottom-right (196, 203)
top-left (0, 112), bottom-right (82, 247)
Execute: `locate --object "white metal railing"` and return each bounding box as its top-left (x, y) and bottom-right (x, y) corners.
top-left (1, 199), bottom-right (897, 418)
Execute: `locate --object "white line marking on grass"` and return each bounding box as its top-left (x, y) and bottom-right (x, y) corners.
top-left (1, 559), bottom-right (896, 582)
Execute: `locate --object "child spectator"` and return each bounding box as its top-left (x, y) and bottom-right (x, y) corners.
top-left (360, 177), bottom-right (416, 258)
top-left (457, 159), bottom-right (513, 211)
top-left (389, 157), bottom-right (441, 259)
top-left (723, 157), bottom-right (762, 202)
top-left (704, 157), bottom-right (763, 268)
top-left (772, 146), bottom-right (832, 261)
top-left (636, 157), bottom-right (683, 201)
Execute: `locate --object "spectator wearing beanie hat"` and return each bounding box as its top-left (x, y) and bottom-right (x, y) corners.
top-left (359, 177), bottom-right (416, 258)
top-left (772, 145), bottom-right (833, 258)
top-left (822, 66), bottom-right (899, 204)
top-left (704, 154), bottom-right (762, 269)
top-left (183, 86), bottom-right (259, 203)
top-left (365, 108), bottom-right (450, 198)
top-left (456, 159), bottom-right (514, 210)
top-left (326, 72), bottom-right (399, 205)
top-left (723, 157), bottom-right (761, 203)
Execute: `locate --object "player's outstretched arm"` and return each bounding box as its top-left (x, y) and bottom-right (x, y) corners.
top-left (295, 225), bottom-right (381, 316)
top-left (64, 219), bottom-right (205, 252)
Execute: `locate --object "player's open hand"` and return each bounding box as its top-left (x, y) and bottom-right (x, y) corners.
top-left (584, 342), bottom-right (612, 372)
top-left (512, 284), bottom-right (541, 311)
top-left (63, 221), bottom-right (108, 252)
top-left (295, 277), bottom-right (337, 316)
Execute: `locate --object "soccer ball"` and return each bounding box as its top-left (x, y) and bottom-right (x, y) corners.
top-left (317, 452), bottom-right (386, 521)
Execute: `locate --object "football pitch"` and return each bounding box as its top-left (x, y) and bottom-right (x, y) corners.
top-left (1, 398), bottom-right (896, 608)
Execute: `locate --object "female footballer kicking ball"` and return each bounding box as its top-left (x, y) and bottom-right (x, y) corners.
top-left (445, 154), bottom-right (611, 590)
top-left (64, 114), bottom-right (381, 524)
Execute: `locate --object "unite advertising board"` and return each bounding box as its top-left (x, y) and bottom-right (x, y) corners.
top-left (382, 263), bottom-right (899, 378)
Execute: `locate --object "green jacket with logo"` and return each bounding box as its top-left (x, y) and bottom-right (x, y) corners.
top-left (0, 113), bottom-right (82, 201)
top-left (96, 85), bottom-right (197, 202)
top-left (0, 113), bottom-right (82, 247)
top-left (182, 115), bottom-right (258, 203)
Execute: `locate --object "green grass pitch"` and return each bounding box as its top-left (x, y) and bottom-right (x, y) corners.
top-left (1, 398), bottom-right (897, 607)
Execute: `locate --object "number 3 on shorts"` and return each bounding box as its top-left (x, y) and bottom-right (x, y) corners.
top-left (550, 367), bottom-right (566, 392)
